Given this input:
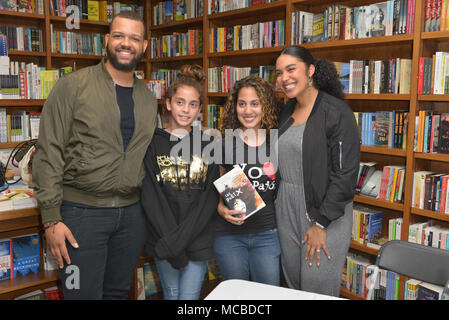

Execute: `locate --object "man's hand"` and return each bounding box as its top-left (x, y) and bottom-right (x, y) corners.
top-left (45, 222), bottom-right (79, 269)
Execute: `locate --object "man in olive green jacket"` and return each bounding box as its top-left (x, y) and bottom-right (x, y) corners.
top-left (32, 12), bottom-right (157, 299)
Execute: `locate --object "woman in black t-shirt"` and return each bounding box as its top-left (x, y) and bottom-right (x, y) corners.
top-left (214, 76), bottom-right (282, 286)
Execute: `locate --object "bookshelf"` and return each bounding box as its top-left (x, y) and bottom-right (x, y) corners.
top-left (1, 0), bottom-right (449, 300)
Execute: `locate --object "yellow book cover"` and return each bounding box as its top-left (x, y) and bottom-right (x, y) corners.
top-left (88, 0), bottom-right (100, 21)
top-left (389, 167), bottom-right (398, 202)
top-left (99, 0), bottom-right (107, 22)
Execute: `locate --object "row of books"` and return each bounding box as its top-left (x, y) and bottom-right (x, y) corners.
top-left (292, 0), bottom-right (415, 45)
top-left (0, 0), bottom-right (44, 13)
top-left (408, 220), bottom-right (449, 249)
top-left (335, 58), bottom-right (412, 95)
top-left (0, 109), bottom-right (41, 143)
top-left (412, 171), bottom-right (449, 213)
top-left (208, 0), bottom-right (276, 14)
top-left (50, 26), bottom-right (105, 56)
top-left (153, 0), bottom-right (203, 25)
top-left (13, 286), bottom-right (64, 300)
top-left (423, 0), bottom-right (449, 32)
top-left (418, 52), bottom-right (449, 95)
top-left (209, 20), bottom-right (285, 53)
top-left (388, 217), bottom-right (403, 240)
top-left (150, 29), bottom-right (203, 58)
top-left (351, 205), bottom-right (384, 248)
top-left (380, 166), bottom-right (406, 203)
top-left (414, 111), bottom-right (449, 154)
top-left (207, 104), bottom-right (224, 130)
top-left (207, 65), bottom-right (276, 93)
top-left (151, 68), bottom-right (180, 90)
top-left (0, 64), bottom-right (73, 100)
top-left (49, 0), bottom-right (144, 21)
top-left (0, 233), bottom-right (40, 282)
top-left (0, 25), bottom-right (43, 52)
top-left (405, 279), bottom-right (445, 300)
top-left (342, 254), bottom-right (400, 300)
top-left (136, 257), bottom-right (222, 299)
top-left (354, 111), bottom-right (409, 149)
top-left (145, 80), bottom-right (166, 100)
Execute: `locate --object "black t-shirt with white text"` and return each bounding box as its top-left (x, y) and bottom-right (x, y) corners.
top-left (215, 135), bottom-right (278, 236)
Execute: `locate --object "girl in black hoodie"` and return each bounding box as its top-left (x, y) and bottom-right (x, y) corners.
top-left (141, 65), bottom-right (219, 300)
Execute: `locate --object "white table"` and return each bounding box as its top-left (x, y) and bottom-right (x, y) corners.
top-left (205, 279), bottom-right (345, 300)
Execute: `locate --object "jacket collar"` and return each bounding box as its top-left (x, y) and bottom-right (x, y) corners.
top-left (278, 90), bottom-right (323, 136)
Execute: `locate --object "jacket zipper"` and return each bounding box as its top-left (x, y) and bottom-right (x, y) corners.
top-left (339, 140), bottom-right (343, 170)
top-left (301, 123), bottom-right (312, 223)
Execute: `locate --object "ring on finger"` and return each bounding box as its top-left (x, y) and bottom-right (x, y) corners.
top-left (316, 249), bottom-right (321, 253)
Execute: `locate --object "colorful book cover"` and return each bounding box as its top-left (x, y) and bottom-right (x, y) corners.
top-left (374, 111), bottom-right (391, 146)
top-left (213, 166), bottom-right (266, 220)
top-left (206, 257), bottom-right (222, 281)
top-left (11, 234), bottom-right (40, 279)
top-left (0, 0), bottom-right (17, 11)
top-left (0, 239), bottom-right (12, 281)
top-left (438, 113), bottom-right (449, 154)
top-left (174, 0), bottom-right (185, 21)
top-left (143, 261), bottom-right (162, 297)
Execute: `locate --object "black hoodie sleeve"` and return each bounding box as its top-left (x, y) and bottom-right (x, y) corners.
top-left (141, 141), bottom-right (190, 269)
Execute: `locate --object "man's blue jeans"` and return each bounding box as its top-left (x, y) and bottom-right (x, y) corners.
top-left (154, 258), bottom-right (207, 300)
top-left (213, 229), bottom-right (281, 286)
top-left (59, 200), bottom-right (148, 299)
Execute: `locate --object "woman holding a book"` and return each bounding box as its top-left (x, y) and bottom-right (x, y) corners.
top-left (214, 75), bottom-right (281, 286)
top-left (275, 46), bottom-right (360, 296)
top-left (140, 65), bottom-right (220, 300)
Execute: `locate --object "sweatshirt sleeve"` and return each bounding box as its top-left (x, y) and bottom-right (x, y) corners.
top-left (32, 75), bottom-right (76, 224)
top-left (314, 104), bottom-right (360, 228)
top-left (152, 163), bottom-right (219, 261)
top-left (140, 141), bottom-right (189, 269)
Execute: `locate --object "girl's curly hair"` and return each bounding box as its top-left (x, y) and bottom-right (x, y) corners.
top-left (279, 46), bottom-right (345, 100)
top-left (221, 76), bottom-right (280, 136)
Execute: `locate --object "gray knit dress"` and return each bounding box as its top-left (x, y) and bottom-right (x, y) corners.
top-left (276, 122), bottom-right (353, 297)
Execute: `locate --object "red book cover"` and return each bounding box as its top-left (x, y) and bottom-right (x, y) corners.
top-left (417, 57), bottom-right (425, 94)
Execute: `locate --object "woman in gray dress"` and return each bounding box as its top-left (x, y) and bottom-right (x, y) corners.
top-left (275, 46), bottom-right (360, 296)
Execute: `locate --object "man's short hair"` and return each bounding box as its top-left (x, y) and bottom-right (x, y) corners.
top-left (109, 11), bottom-right (147, 39)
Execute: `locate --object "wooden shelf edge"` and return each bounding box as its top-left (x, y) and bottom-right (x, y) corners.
top-left (302, 34), bottom-right (414, 50)
top-left (410, 208), bottom-right (449, 222)
top-left (414, 152), bottom-right (449, 162)
top-left (7, 50), bottom-right (46, 57)
top-left (208, 46), bottom-right (285, 57)
top-left (360, 145), bottom-right (407, 157)
top-left (0, 99), bottom-right (46, 107)
top-left (418, 94), bottom-right (449, 101)
top-left (51, 53), bottom-right (104, 60)
top-left (349, 240), bottom-right (379, 256)
top-left (0, 10), bottom-right (44, 19)
top-left (50, 15), bottom-right (109, 27)
top-left (346, 93), bottom-right (410, 100)
top-left (150, 16), bottom-right (203, 31)
top-left (354, 195), bottom-right (404, 212)
top-left (339, 286), bottom-right (365, 300)
top-left (207, 1), bottom-right (287, 20)
top-left (421, 30), bottom-right (449, 40)
top-left (0, 270), bottom-right (60, 296)
top-left (149, 54), bottom-right (203, 62)
top-left (0, 207), bottom-right (40, 223)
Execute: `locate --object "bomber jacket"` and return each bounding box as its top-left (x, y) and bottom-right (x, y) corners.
top-left (141, 127), bottom-right (219, 269)
top-left (278, 90), bottom-right (360, 228)
top-left (33, 59), bottom-right (158, 224)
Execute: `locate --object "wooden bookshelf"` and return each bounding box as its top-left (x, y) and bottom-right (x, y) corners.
top-left (2, 0), bottom-right (448, 301)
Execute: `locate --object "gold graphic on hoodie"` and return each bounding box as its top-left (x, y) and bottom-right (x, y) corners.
top-left (156, 155), bottom-right (208, 189)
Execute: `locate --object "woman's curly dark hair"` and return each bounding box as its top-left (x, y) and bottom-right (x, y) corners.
top-left (279, 46), bottom-right (345, 100)
top-left (221, 76), bottom-right (280, 136)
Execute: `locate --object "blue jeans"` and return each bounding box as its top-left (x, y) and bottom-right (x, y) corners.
top-left (213, 229), bottom-right (281, 286)
top-left (154, 258), bottom-right (207, 300)
top-left (59, 201), bottom-right (148, 300)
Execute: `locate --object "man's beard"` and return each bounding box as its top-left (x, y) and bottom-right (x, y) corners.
top-left (106, 44), bottom-right (144, 71)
